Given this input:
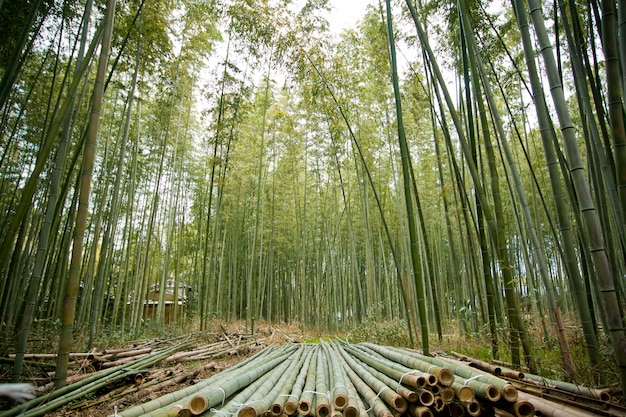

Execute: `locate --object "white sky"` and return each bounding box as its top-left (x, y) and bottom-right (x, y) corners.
top-left (326, 0), bottom-right (376, 34)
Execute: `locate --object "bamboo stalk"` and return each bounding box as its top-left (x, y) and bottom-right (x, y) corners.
top-left (360, 344), bottom-right (454, 387)
top-left (117, 344), bottom-right (288, 417)
top-left (459, 399), bottom-right (481, 417)
top-left (284, 347), bottom-right (316, 416)
top-left (340, 343), bottom-right (427, 389)
top-left (394, 351), bottom-right (516, 402)
top-left (297, 346), bottom-right (319, 416)
top-left (1, 340), bottom-right (191, 417)
top-left (455, 375), bottom-right (501, 402)
top-left (188, 349), bottom-right (298, 416)
top-left (336, 344), bottom-right (407, 412)
top-left (321, 342), bottom-right (350, 411)
top-left (332, 343), bottom-right (418, 404)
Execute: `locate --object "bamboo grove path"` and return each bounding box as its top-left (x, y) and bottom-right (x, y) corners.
top-left (0, 333), bottom-right (624, 417)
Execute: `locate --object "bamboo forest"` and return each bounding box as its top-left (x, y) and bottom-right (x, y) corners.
top-left (1, 0), bottom-right (626, 414)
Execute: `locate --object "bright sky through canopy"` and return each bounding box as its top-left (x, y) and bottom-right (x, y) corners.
top-left (327, 0), bottom-right (375, 33)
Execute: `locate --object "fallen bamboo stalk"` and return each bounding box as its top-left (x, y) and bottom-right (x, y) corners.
top-left (336, 344), bottom-right (407, 413)
top-left (332, 343), bottom-right (418, 405)
top-left (341, 356), bottom-right (394, 417)
top-left (0, 338), bottom-right (192, 417)
top-left (339, 343), bottom-right (428, 389)
top-left (284, 347), bottom-right (316, 416)
top-left (400, 352), bottom-right (517, 403)
top-left (135, 362), bottom-right (214, 398)
top-left (516, 391), bottom-right (599, 417)
top-left (360, 344), bottom-right (454, 387)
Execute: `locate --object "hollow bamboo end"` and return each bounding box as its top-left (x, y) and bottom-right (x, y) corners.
top-left (456, 386), bottom-right (474, 402)
top-left (418, 390), bottom-right (434, 407)
top-left (390, 395), bottom-right (407, 412)
top-left (599, 390), bottom-right (611, 402)
top-left (270, 403), bottom-right (283, 416)
top-left (425, 374), bottom-right (438, 386)
top-left (284, 401), bottom-right (297, 415)
top-left (437, 369), bottom-right (455, 387)
top-left (178, 409), bottom-right (193, 417)
top-left (513, 400), bottom-right (535, 417)
top-left (466, 400), bottom-right (481, 417)
top-left (343, 404), bottom-right (359, 417)
top-left (316, 402), bottom-right (331, 417)
top-left (433, 397), bottom-right (445, 412)
top-left (238, 405), bottom-right (258, 417)
top-left (297, 400), bottom-right (312, 415)
top-left (134, 373), bottom-right (144, 385)
top-left (485, 385), bottom-right (501, 402)
top-left (333, 394), bottom-right (348, 410)
top-left (404, 391), bottom-right (418, 403)
top-left (189, 395), bottom-right (208, 415)
top-left (439, 387), bottom-right (454, 404)
top-left (415, 376), bottom-right (427, 388)
top-left (502, 384), bottom-right (518, 402)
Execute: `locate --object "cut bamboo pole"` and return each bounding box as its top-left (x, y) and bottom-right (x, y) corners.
top-left (459, 399), bottom-right (481, 417)
top-left (1, 339), bottom-right (191, 417)
top-left (360, 344), bottom-right (454, 387)
top-left (340, 343), bottom-right (428, 388)
top-left (341, 359), bottom-right (394, 417)
top-left (268, 348), bottom-right (307, 416)
top-left (117, 344), bottom-right (289, 417)
top-left (188, 348), bottom-right (298, 416)
top-left (298, 345), bottom-right (319, 416)
top-left (394, 351), bottom-right (517, 402)
top-left (522, 373), bottom-right (611, 401)
top-left (336, 344), bottom-right (407, 412)
top-left (314, 347), bottom-right (332, 417)
top-left (332, 343), bottom-right (418, 404)
top-left (321, 342), bottom-right (350, 411)
top-left (284, 347), bottom-right (316, 416)
top-left (451, 381), bottom-right (475, 402)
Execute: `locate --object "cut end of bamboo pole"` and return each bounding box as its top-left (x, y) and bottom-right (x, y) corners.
top-left (343, 404), bottom-right (359, 417)
top-left (417, 390), bottom-right (434, 407)
top-left (297, 399), bottom-right (312, 415)
top-left (402, 390), bottom-right (418, 403)
top-left (238, 404), bottom-right (258, 417)
top-left (284, 400), bottom-right (298, 415)
top-left (464, 400), bottom-right (481, 417)
top-left (512, 400), bottom-right (535, 417)
top-left (333, 393), bottom-right (349, 410)
top-left (432, 397), bottom-right (445, 413)
top-left (439, 387), bottom-right (454, 404)
top-left (455, 385), bottom-right (474, 402)
top-left (390, 394), bottom-right (407, 412)
top-left (436, 369), bottom-right (454, 387)
top-left (316, 402), bottom-right (331, 417)
top-left (270, 403), bottom-right (283, 416)
top-left (425, 374), bottom-right (438, 387)
top-left (484, 385), bottom-right (501, 402)
top-left (501, 384), bottom-right (519, 402)
top-left (189, 394), bottom-right (208, 415)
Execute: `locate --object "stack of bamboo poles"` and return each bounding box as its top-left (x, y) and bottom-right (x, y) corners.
top-left (115, 341), bottom-right (545, 417)
top-left (0, 336), bottom-right (265, 417)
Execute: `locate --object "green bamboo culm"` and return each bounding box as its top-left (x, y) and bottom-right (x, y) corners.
top-left (383, 0), bottom-right (429, 355)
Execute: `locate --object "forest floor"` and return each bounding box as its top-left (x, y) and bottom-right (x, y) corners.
top-left (0, 319), bottom-right (624, 416)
